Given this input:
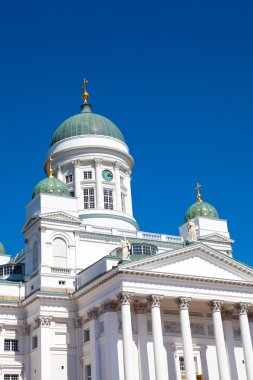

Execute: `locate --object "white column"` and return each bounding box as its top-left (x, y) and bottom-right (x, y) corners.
top-left (148, 294), bottom-right (168, 380)
top-left (35, 316), bottom-right (52, 380)
top-left (87, 308), bottom-right (101, 380)
top-left (124, 169), bottom-right (133, 216)
top-left (118, 292), bottom-right (135, 380)
top-left (209, 300), bottom-right (230, 380)
top-left (235, 303), bottom-right (253, 380)
top-left (135, 303), bottom-right (150, 380)
top-left (57, 165), bottom-right (63, 181)
top-left (73, 160), bottom-right (81, 207)
top-left (176, 297), bottom-right (196, 380)
top-left (95, 158), bottom-right (104, 209)
top-left (102, 300), bottom-right (120, 380)
top-left (248, 313), bottom-right (253, 343)
top-left (113, 161), bottom-right (122, 211)
top-left (222, 310), bottom-right (238, 380)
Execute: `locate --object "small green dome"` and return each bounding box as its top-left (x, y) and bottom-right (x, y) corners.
top-left (0, 242), bottom-right (6, 255)
top-left (185, 201), bottom-right (219, 222)
top-left (32, 177), bottom-right (70, 199)
top-left (50, 104), bottom-right (125, 147)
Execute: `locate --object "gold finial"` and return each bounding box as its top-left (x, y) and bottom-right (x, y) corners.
top-left (195, 182), bottom-right (203, 202)
top-left (81, 78), bottom-right (89, 104)
top-left (47, 157), bottom-right (54, 178)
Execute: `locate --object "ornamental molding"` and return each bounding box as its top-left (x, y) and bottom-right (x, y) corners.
top-left (35, 316), bottom-right (52, 327)
top-left (40, 211), bottom-right (81, 225)
top-left (119, 242), bottom-right (253, 279)
top-left (222, 310), bottom-right (233, 320)
top-left (113, 161), bottom-right (121, 170)
top-left (176, 297), bottom-right (191, 310)
top-left (134, 302), bottom-right (148, 314)
top-left (147, 294), bottom-right (162, 308)
top-left (234, 302), bottom-right (249, 315)
top-left (209, 300), bottom-right (224, 313)
top-left (117, 291), bottom-right (133, 305)
top-left (101, 300), bottom-right (118, 313)
top-left (94, 158), bottom-right (103, 167)
top-left (199, 233), bottom-right (234, 245)
top-left (72, 159), bottom-right (80, 168)
top-left (86, 307), bottom-right (99, 321)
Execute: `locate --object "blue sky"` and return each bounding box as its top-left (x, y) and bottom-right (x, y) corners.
top-left (0, 1), bottom-right (253, 264)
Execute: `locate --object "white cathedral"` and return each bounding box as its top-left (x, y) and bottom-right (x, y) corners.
top-left (0, 81), bottom-right (253, 380)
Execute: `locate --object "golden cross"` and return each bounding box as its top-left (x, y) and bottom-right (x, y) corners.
top-left (81, 78), bottom-right (89, 104)
top-left (47, 156), bottom-right (54, 178)
top-left (195, 182), bottom-right (202, 202)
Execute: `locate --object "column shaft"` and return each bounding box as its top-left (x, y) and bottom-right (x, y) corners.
top-left (210, 301), bottom-right (230, 380)
top-left (95, 159), bottom-right (104, 209)
top-left (124, 171), bottom-right (133, 215)
top-left (114, 162), bottom-right (122, 211)
top-left (118, 292), bottom-right (135, 380)
top-left (87, 309), bottom-right (101, 380)
top-left (222, 312), bottom-right (238, 380)
top-left (135, 304), bottom-right (150, 380)
top-left (177, 297), bottom-right (195, 380)
top-left (236, 303), bottom-right (253, 380)
top-left (149, 295), bottom-right (168, 380)
top-left (102, 301), bottom-right (120, 380)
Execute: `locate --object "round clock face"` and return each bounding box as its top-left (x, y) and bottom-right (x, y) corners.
top-left (102, 169), bottom-right (113, 181)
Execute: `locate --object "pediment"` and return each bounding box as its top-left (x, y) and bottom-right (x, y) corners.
top-left (199, 233), bottom-right (234, 244)
top-left (40, 211), bottom-right (81, 225)
top-left (123, 244), bottom-right (253, 282)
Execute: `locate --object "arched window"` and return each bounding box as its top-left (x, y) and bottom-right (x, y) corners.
top-left (52, 238), bottom-right (67, 268)
top-left (33, 242), bottom-right (39, 272)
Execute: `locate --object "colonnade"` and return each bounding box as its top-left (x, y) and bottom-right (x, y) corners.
top-left (57, 159), bottom-right (133, 215)
top-left (85, 293), bottom-right (253, 380)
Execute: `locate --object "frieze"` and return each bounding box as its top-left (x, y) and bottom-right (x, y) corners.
top-left (176, 297), bottom-right (191, 311)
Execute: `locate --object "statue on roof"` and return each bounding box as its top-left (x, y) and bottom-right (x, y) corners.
top-left (120, 237), bottom-right (131, 260)
top-left (187, 219), bottom-right (199, 241)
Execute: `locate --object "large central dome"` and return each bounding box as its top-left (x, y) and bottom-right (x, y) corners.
top-left (50, 104), bottom-right (125, 147)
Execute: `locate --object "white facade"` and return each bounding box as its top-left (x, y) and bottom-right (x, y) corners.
top-left (0, 94), bottom-right (253, 380)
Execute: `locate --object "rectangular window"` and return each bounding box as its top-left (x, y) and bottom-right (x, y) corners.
top-left (69, 191), bottom-right (75, 197)
top-left (32, 336), bottom-right (38, 349)
top-left (4, 375), bottom-right (19, 380)
top-left (179, 356), bottom-right (185, 372)
top-left (121, 193), bottom-right (125, 212)
top-left (4, 339), bottom-right (18, 352)
top-left (84, 171), bottom-right (92, 180)
top-left (84, 329), bottom-right (90, 342)
top-left (65, 174), bottom-right (73, 184)
top-left (83, 188), bottom-right (95, 209)
top-left (103, 189), bottom-right (113, 210)
top-left (85, 365), bottom-right (91, 380)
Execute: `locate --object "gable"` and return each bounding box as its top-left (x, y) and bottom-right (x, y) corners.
top-left (123, 245), bottom-right (253, 282)
top-left (199, 233), bottom-right (234, 244)
top-left (40, 211), bottom-right (81, 225)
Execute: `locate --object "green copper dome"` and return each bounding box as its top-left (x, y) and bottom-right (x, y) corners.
top-left (0, 242), bottom-right (6, 255)
top-left (50, 104), bottom-right (125, 147)
top-left (32, 177), bottom-right (70, 199)
top-left (185, 201), bottom-right (219, 222)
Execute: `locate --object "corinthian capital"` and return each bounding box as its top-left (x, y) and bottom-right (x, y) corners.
top-left (117, 291), bottom-right (133, 305)
top-left (209, 300), bottom-right (224, 313)
top-left (176, 297), bottom-right (191, 310)
top-left (94, 158), bottom-right (103, 167)
top-left (101, 300), bottom-right (118, 313)
top-left (113, 161), bottom-right (120, 170)
top-left (147, 294), bottom-right (162, 308)
top-left (35, 316), bottom-right (52, 327)
top-left (235, 302), bottom-right (249, 316)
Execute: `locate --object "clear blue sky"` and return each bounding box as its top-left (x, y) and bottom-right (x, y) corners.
top-left (0, 1), bottom-right (252, 265)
